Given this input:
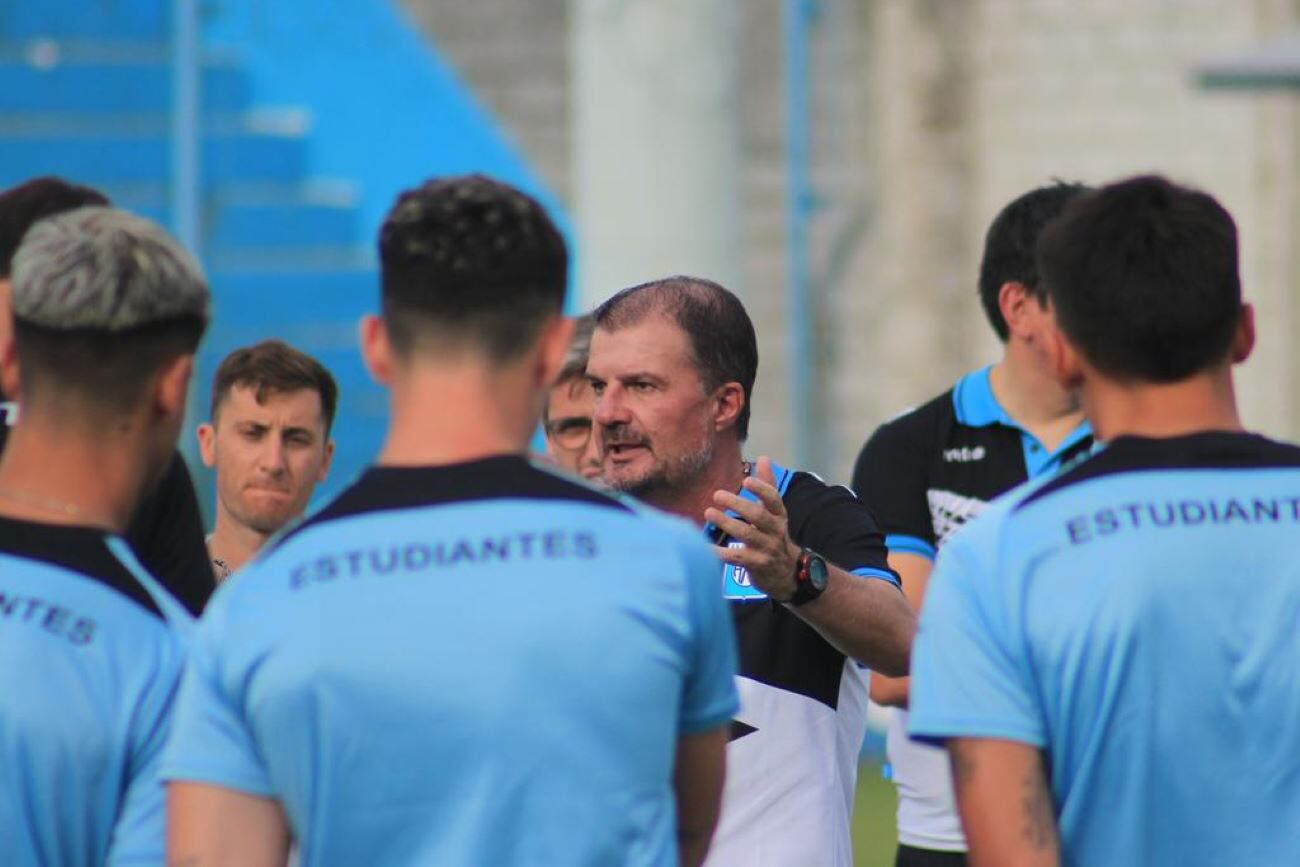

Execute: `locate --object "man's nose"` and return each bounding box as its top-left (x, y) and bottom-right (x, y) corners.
top-left (259, 437), bottom-right (288, 474)
top-left (593, 387), bottom-right (630, 427)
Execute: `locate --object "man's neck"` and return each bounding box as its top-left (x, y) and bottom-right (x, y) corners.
top-left (989, 344), bottom-right (1086, 451)
top-left (207, 510), bottom-right (271, 574)
top-left (0, 416), bottom-right (145, 532)
top-left (641, 440), bottom-right (747, 528)
top-left (377, 362), bottom-right (535, 467)
top-left (1082, 365), bottom-right (1244, 443)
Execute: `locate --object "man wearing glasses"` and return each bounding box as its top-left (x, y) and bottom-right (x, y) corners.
top-left (543, 314), bottom-right (602, 480)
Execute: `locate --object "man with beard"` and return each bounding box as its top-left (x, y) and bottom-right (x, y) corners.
top-left (586, 275), bottom-right (916, 867)
top-left (163, 176), bottom-right (738, 866)
top-left (0, 177), bottom-right (214, 614)
top-left (197, 339), bottom-right (337, 580)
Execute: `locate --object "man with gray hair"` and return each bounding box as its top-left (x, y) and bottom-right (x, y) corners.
top-left (0, 206), bottom-right (208, 865)
top-left (543, 314), bottom-right (601, 479)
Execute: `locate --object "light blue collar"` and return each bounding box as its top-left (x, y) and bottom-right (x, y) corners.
top-left (952, 366), bottom-right (1093, 478)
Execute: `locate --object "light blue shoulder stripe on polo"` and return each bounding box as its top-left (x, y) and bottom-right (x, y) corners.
top-left (851, 566), bottom-right (902, 588)
top-left (885, 533), bottom-right (936, 561)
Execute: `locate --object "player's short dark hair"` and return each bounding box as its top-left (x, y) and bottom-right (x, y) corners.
top-left (978, 180), bottom-right (1090, 341)
top-left (378, 174), bottom-right (567, 362)
top-left (1037, 174), bottom-right (1242, 382)
top-left (593, 275), bottom-right (758, 441)
top-left (0, 176), bottom-right (109, 278)
top-left (210, 339), bottom-right (339, 433)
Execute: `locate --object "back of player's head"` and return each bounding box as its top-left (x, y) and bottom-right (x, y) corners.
top-left (0, 176), bottom-right (109, 279)
top-left (1037, 174), bottom-right (1241, 383)
top-left (210, 339), bottom-right (339, 433)
top-left (378, 174), bottom-right (567, 362)
top-left (978, 180), bottom-right (1090, 341)
top-left (11, 206), bottom-right (209, 413)
top-left (593, 275), bottom-right (757, 441)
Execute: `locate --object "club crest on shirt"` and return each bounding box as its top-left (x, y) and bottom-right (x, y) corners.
top-left (722, 540), bottom-right (767, 600)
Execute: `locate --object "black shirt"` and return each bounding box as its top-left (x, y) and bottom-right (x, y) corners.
top-left (852, 366), bottom-right (1094, 559)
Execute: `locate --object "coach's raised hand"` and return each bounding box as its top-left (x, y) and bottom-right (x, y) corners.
top-left (707, 456), bottom-right (801, 601)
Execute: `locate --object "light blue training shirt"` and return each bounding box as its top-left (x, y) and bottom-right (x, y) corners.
top-left (162, 456), bottom-right (739, 866)
top-left (0, 518), bottom-right (188, 866)
top-left (910, 432), bottom-right (1300, 865)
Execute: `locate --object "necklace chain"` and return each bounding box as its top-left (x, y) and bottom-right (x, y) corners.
top-left (0, 487), bottom-right (83, 517)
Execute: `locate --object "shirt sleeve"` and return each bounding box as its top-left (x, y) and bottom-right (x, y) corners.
top-left (107, 629), bottom-right (185, 866)
top-left (160, 598), bottom-right (275, 796)
top-left (125, 451), bottom-right (214, 617)
top-left (907, 522), bottom-right (1045, 748)
top-left (784, 472), bottom-right (900, 587)
top-left (852, 414), bottom-right (938, 561)
top-left (677, 533), bottom-right (740, 734)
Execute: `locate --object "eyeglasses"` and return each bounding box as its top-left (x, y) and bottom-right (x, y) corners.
top-left (546, 417), bottom-right (593, 450)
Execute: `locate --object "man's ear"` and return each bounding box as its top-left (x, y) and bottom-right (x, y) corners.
top-left (196, 422), bottom-right (216, 467)
top-left (998, 281), bottom-right (1039, 340)
top-left (154, 354), bottom-right (193, 423)
top-left (1231, 302), bottom-right (1255, 365)
top-left (535, 315), bottom-right (576, 389)
top-left (712, 382), bottom-right (745, 433)
top-left (359, 314), bottom-right (395, 386)
top-left (1045, 322), bottom-right (1084, 390)
top-left (318, 438), bottom-right (336, 482)
top-left (0, 332), bottom-right (20, 401)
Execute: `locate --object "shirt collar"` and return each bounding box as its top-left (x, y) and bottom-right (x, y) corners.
top-left (952, 364), bottom-right (1094, 457)
top-left (953, 365), bottom-right (1012, 428)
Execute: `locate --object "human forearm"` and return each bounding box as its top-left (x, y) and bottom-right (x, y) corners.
top-left (673, 727), bottom-right (728, 867)
top-left (789, 564), bottom-right (915, 675)
top-left (948, 738), bottom-right (1060, 867)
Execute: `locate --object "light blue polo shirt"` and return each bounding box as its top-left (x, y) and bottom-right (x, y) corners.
top-left (910, 432), bottom-right (1300, 865)
top-left (163, 456), bottom-right (739, 866)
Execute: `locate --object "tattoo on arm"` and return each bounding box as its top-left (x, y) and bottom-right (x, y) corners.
top-left (1020, 765), bottom-right (1058, 851)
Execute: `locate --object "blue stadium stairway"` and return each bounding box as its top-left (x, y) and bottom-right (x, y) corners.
top-left (0, 0), bottom-right (564, 512)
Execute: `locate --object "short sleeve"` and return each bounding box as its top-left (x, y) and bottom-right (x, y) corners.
top-left (677, 534), bottom-right (740, 733)
top-left (852, 415), bottom-right (938, 561)
top-left (107, 631), bottom-right (184, 865)
top-left (161, 604), bottom-right (275, 796)
top-left (907, 525), bottom-right (1045, 747)
top-left (784, 473), bottom-right (900, 587)
top-left (125, 451), bottom-right (214, 617)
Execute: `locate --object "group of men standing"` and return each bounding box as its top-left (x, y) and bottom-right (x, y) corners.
top-left (0, 165), bottom-right (1297, 867)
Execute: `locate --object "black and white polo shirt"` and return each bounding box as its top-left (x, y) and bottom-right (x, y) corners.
top-left (705, 460), bottom-right (900, 867)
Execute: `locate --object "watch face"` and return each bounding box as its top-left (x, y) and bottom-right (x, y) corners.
top-left (807, 554), bottom-right (829, 591)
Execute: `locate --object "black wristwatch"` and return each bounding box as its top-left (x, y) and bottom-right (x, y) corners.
top-left (788, 548), bottom-right (829, 606)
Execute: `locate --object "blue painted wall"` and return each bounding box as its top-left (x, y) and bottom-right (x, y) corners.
top-left (202, 0), bottom-right (569, 249)
top-left (0, 0), bottom-right (569, 514)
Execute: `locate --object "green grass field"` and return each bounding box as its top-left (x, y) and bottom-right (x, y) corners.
top-left (852, 761), bottom-right (898, 867)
